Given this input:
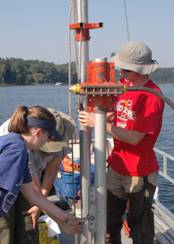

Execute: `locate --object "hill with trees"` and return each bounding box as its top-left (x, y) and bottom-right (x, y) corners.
top-left (0, 58), bottom-right (77, 85)
top-left (150, 67), bottom-right (174, 84)
top-left (0, 57), bottom-right (173, 85)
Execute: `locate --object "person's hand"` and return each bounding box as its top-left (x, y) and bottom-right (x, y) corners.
top-left (107, 112), bottom-right (114, 123)
top-left (23, 206), bottom-right (41, 229)
top-left (58, 212), bottom-right (81, 234)
top-left (78, 111), bottom-right (95, 128)
top-left (106, 122), bottom-right (113, 135)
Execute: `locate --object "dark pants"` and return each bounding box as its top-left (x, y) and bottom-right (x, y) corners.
top-left (0, 192), bottom-right (39, 244)
top-left (106, 183), bottom-right (156, 244)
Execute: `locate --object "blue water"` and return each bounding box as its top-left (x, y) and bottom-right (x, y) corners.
top-left (0, 84), bottom-right (174, 211)
top-left (0, 85), bottom-right (76, 122)
top-left (155, 84), bottom-right (174, 212)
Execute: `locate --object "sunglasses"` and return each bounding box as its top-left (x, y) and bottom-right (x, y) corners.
top-left (121, 69), bottom-right (132, 73)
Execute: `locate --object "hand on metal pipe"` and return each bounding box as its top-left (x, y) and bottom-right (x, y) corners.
top-left (78, 111), bottom-right (95, 128)
top-left (57, 212), bottom-right (81, 234)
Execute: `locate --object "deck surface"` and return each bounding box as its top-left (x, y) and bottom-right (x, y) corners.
top-left (49, 197), bottom-right (174, 244)
top-left (59, 233), bottom-right (161, 244)
top-left (59, 232), bottom-right (132, 244)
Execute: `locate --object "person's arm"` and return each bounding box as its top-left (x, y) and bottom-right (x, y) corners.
top-left (106, 122), bottom-right (145, 145)
top-left (78, 111), bottom-right (145, 145)
top-left (41, 157), bottom-right (62, 197)
top-left (23, 174), bottom-right (42, 229)
top-left (21, 182), bottom-right (80, 234)
top-left (25, 157), bottom-right (62, 228)
top-left (32, 174), bottom-right (42, 193)
top-left (25, 155), bottom-right (63, 228)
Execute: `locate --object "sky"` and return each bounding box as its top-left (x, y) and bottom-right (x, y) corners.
top-left (0, 0), bottom-right (174, 68)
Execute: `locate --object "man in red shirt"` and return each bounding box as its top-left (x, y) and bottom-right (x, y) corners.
top-left (79, 41), bottom-right (164, 244)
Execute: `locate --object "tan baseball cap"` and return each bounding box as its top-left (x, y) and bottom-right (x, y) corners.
top-left (40, 108), bottom-right (75, 153)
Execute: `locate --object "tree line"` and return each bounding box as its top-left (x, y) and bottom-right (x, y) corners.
top-left (0, 57), bottom-right (173, 85)
top-left (0, 58), bottom-right (77, 85)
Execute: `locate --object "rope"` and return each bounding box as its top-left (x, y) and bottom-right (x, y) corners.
top-left (68, 0), bottom-right (73, 117)
top-left (68, 3), bottom-right (83, 238)
top-left (123, 0), bottom-right (130, 41)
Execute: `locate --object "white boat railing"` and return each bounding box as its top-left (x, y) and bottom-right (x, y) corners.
top-left (153, 147), bottom-right (174, 244)
top-left (154, 147), bottom-right (174, 185)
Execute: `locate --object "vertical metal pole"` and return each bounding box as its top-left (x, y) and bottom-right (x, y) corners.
top-left (76, 0), bottom-right (89, 81)
top-left (79, 127), bottom-right (91, 244)
top-left (94, 109), bottom-right (106, 244)
top-left (75, 0), bottom-right (91, 243)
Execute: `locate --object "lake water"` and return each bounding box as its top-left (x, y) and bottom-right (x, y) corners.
top-left (0, 84), bottom-right (174, 211)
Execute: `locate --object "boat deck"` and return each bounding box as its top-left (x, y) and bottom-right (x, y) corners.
top-left (154, 202), bottom-right (174, 243)
top-left (55, 200), bottom-right (174, 244)
top-left (59, 231), bottom-right (133, 243)
top-left (55, 193), bottom-right (174, 242)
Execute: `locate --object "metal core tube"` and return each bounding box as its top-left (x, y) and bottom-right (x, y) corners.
top-left (94, 109), bottom-right (106, 244)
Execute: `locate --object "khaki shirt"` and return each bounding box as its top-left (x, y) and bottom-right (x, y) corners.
top-left (28, 147), bottom-right (70, 179)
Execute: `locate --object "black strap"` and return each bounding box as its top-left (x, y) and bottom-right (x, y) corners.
top-left (143, 176), bottom-right (152, 208)
top-left (143, 176), bottom-right (149, 191)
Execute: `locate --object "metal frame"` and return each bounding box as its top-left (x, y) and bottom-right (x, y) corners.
top-left (154, 147), bottom-right (174, 185)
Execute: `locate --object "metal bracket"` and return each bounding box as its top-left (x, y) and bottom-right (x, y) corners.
top-left (88, 185), bottom-right (96, 232)
top-left (79, 186), bottom-right (95, 233)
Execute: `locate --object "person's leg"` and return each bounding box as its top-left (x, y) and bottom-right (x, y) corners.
top-left (106, 168), bottom-right (127, 244)
top-left (0, 207), bottom-right (15, 244)
top-left (14, 192), bottom-right (39, 244)
top-left (106, 190), bottom-right (127, 244)
top-left (127, 181), bottom-right (156, 244)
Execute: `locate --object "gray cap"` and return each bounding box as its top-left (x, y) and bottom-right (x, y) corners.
top-left (40, 108), bottom-right (75, 153)
top-left (111, 41), bottom-right (159, 75)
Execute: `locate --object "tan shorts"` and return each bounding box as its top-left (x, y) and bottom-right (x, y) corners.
top-left (107, 167), bottom-right (158, 199)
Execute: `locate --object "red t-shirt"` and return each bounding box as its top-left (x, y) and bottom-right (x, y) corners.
top-left (107, 80), bottom-right (164, 176)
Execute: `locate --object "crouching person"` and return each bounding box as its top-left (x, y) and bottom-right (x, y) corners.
top-left (0, 106), bottom-right (80, 244)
